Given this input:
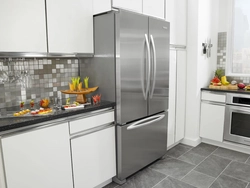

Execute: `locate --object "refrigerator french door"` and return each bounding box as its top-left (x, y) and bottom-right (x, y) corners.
top-left (117, 10), bottom-right (169, 125)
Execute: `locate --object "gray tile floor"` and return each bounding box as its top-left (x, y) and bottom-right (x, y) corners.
top-left (104, 143), bottom-right (250, 188)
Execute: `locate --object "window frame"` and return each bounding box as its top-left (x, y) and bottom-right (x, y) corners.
top-left (226, 0), bottom-right (250, 77)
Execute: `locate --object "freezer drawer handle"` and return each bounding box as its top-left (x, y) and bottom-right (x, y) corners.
top-left (149, 35), bottom-right (156, 98)
top-left (127, 114), bottom-right (165, 130)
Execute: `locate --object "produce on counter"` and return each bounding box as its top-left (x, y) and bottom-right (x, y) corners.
top-left (245, 85), bottom-right (250, 90)
top-left (84, 76), bottom-right (89, 89)
top-left (238, 83), bottom-right (245, 89)
top-left (215, 69), bottom-right (224, 79)
top-left (30, 100), bottom-right (35, 108)
top-left (210, 76), bottom-right (221, 86)
top-left (221, 76), bottom-right (229, 85)
top-left (20, 101), bottom-right (24, 108)
top-left (40, 98), bottom-right (50, 108)
top-left (231, 80), bottom-right (237, 85)
top-left (69, 77), bottom-right (81, 91)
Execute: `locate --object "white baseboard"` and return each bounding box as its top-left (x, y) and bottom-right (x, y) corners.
top-left (202, 138), bottom-right (250, 155)
top-left (181, 137), bottom-right (201, 147)
top-left (167, 140), bottom-right (182, 150)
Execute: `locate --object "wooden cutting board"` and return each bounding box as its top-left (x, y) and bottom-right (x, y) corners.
top-left (208, 84), bottom-right (238, 90)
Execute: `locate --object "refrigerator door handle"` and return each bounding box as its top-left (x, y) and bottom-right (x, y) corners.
top-left (127, 114), bottom-right (165, 130)
top-left (145, 34), bottom-right (151, 99)
top-left (149, 35), bottom-right (156, 99)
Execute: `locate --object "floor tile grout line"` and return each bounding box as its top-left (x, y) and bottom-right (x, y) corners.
top-left (165, 154), bottom-right (196, 166)
top-left (246, 182), bottom-right (249, 188)
top-left (151, 175), bottom-right (168, 188)
top-left (208, 160), bottom-right (234, 187)
top-left (176, 146), bottom-right (194, 159)
top-left (180, 146), bottom-right (219, 181)
top-left (220, 173), bottom-right (250, 184)
top-left (246, 156), bottom-right (250, 164)
top-left (212, 153), bottom-right (249, 163)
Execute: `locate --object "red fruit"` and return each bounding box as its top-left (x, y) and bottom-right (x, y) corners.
top-left (238, 83), bottom-right (245, 89)
top-left (211, 76), bottom-right (221, 83)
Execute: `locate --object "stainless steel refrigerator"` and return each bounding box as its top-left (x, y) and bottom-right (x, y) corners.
top-left (80, 9), bottom-right (169, 184)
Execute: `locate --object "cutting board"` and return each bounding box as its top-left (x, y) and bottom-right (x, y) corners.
top-left (208, 84), bottom-right (238, 90)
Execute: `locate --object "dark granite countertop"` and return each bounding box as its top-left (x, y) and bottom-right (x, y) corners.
top-left (0, 101), bottom-right (115, 133)
top-left (201, 88), bottom-right (250, 95)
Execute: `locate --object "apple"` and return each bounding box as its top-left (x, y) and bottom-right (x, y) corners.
top-left (238, 83), bottom-right (245, 89)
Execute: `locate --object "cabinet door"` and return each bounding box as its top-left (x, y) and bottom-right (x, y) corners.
top-left (1, 123), bottom-right (73, 188)
top-left (166, 0), bottom-right (187, 45)
top-left (167, 50), bottom-right (177, 147)
top-left (175, 51), bottom-right (186, 142)
top-left (112, 0), bottom-right (143, 13)
top-left (93, 0), bottom-right (112, 15)
top-left (200, 102), bottom-right (225, 142)
top-left (71, 127), bottom-right (116, 188)
top-left (46, 0), bottom-right (93, 53)
top-left (0, 0), bottom-right (47, 53)
top-left (143, 0), bottom-right (165, 19)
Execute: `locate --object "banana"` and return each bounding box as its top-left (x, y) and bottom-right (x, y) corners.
top-left (221, 76), bottom-right (229, 85)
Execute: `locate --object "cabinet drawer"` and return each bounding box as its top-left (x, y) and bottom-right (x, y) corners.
top-left (201, 91), bottom-right (226, 103)
top-left (69, 111), bottom-right (114, 134)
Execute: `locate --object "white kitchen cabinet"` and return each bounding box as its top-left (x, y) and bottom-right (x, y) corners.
top-left (200, 102), bottom-right (225, 142)
top-left (112, 0), bottom-right (143, 13)
top-left (71, 127), bottom-right (116, 188)
top-left (175, 51), bottom-right (186, 142)
top-left (93, 0), bottom-right (112, 15)
top-left (166, 0), bottom-right (187, 45)
top-left (143, 0), bottom-right (165, 19)
top-left (70, 111), bottom-right (116, 188)
top-left (0, 0), bottom-right (47, 53)
top-left (93, 0), bottom-right (165, 19)
top-left (46, 0), bottom-right (93, 53)
top-left (1, 122), bottom-right (73, 188)
top-left (168, 50), bottom-right (186, 148)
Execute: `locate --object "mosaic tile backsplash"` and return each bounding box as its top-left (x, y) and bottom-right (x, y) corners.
top-left (217, 32), bottom-right (250, 84)
top-left (0, 58), bottom-right (79, 109)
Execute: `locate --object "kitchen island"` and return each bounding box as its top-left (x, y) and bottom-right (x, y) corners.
top-left (0, 101), bottom-right (116, 188)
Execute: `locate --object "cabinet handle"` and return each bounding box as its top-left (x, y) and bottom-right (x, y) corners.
top-left (201, 101), bottom-right (225, 106)
top-left (70, 123), bottom-right (114, 139)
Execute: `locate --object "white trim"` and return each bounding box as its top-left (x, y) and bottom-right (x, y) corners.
top-left (181, 137), bottom-right (201, 147)
top-left (202, 138), bottom-right (250, 155)
top-left (225, 0), bottom-right (234, 76)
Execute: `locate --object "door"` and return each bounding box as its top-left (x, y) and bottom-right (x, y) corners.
top-left (148, 17), bottom-right (170, 115)
top-left (71, 126), bottom-right (116, 188)
top-left (143, 0), bottom-right (165, 19)
top-left (224, 105), bottom-right (250, 146)
top-left (0, 0), bottom-right (47, 53)
top-left (112, 0), bottom-right (143, 13)
top-left (117, 10), bottom-right (149, 124)
top-left (1, 123), bottom-right (73, 188)
top-left (116, 112), bottom-right (167, 181)
top-left (46, 0), bottom-right (93, 53)
top-left (200, 102), bottom-right (225, 142)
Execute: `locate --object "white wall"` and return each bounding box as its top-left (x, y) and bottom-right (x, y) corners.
top-left (183, 0), bottom-right (219, 146)
top-left (218, 0), bottom-right (230, 32)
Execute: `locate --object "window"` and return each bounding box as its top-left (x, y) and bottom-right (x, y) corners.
top-left (227, 0), bottom-right (250, 76)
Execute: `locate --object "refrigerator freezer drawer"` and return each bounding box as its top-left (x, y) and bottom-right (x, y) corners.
top-left (116, 111), bottom-right (168, 181)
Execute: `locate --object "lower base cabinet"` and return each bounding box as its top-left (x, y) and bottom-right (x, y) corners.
top-left (1, 122), bottom-right (73, 188)
top-left (71, 126), bottom-right (116, 188)
top-left (200, 102), bottom-right (225, 142)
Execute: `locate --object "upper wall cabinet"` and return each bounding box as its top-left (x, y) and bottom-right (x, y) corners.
top-left (166, 0), bottom-right (187, 45)
top-left (143, 0), bottom-right (165, 19)
top-left (0, 0), bottom-right (47, 53)
top-left (46, 0), bottom-right (93, 54)
top-left (93, 0), bottom-right (165, 19)
top-left (113, 0), bottom-right (143, 13)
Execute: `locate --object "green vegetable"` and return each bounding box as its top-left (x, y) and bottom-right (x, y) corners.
top-left (215, 69), bottom-right (224, 79)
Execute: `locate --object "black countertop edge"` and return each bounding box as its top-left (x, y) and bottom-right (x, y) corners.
top-left (201, 88), bottom-right (250, 94)
top-left (0, 101), bottom-right (116, 133)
